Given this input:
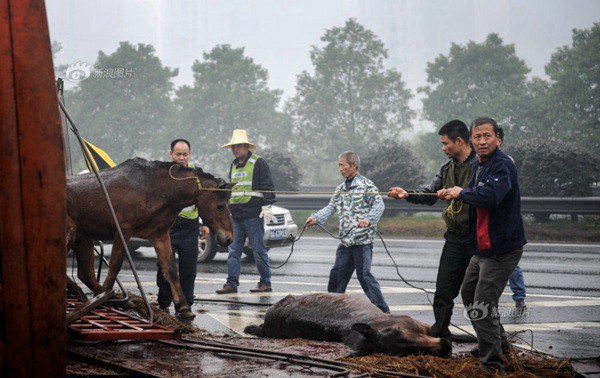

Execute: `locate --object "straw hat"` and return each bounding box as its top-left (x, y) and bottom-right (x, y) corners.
top-left (222, 129), bottom-right (256, 149)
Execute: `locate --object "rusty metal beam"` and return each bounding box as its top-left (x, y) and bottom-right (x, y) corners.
top-left (66, 290), bottom-right (114, 325)
top-left (67, 299), bottom-right (180, 341)
top-left (0, 0), bottom-right (67, 376)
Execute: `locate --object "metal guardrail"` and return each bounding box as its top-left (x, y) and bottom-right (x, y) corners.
top-left (277, 194), bottom-right (600, 215)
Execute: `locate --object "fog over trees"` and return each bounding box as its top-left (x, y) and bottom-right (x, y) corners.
top-left (49, 1), bottom-right (599, 188)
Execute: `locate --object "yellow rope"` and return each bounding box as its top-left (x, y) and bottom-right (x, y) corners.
top-left (168, 165), bottom-right (202, 190)
top-left (169, 165), bottom-right (462, 201)
top-left (187, 187), bottom-right (442, 196)
top-left (445, 199), bottom-right (464, 218)
top-left (167, 165), bottom-right (465, 217)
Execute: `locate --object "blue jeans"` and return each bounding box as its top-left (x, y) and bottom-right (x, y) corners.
top-left (226, 217), bottom-right (271, 287)
top-left (328, 243), bottom-right (389, 313)
top-left (508, 265), bottom-right (526, 301)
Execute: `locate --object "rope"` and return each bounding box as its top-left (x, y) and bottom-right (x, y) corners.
top-left (168, 164), bottom-right (202, 190)
top-left (183, 186), bottom-right (442, 196)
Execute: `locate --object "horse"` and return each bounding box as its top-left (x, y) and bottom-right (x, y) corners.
top-left (245, 293), bottom-right (452, 357)
top-left (66, 157), bottom-right (234, 319)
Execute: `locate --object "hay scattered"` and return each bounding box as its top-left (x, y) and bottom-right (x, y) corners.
top-left (343, 349), bottom-right (576, 377)
top-left (127, 293), bottom-right (210, 335)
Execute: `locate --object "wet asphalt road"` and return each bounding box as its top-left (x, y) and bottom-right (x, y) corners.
top-left (88, 236), bottom-right (600, 360)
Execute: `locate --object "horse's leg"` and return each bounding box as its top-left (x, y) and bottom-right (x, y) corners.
top-left (74, 237), bottom-right (103, 295)
top-left (101, 234), bottom-right (128, 292)
top-left (152, 232), bottom-right (195, 319)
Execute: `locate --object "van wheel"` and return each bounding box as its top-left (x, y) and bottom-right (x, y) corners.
top-left (198, 234), bottom-right (217, 263)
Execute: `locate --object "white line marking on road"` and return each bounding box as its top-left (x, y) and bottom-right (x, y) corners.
top-left (451, 321), bottom-right (600, 334)
top-left (390, 298), bottom-right (600, 312)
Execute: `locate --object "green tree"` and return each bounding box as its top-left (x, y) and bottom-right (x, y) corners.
top-left (175, 44), bottom-right (289, 173)
top-left (507, 138), bottom-right (600, 221)
top-left (361, 141), bottom-right (426, 191)
top-left (420, 34), bottom-right (531, 139)
top-left (544, 23), bottom-right (600, 150)
top-left (286, 18), bottom-right (415, 183)
top-left (260, 149), bottom-right (302, 191)
top-left (412, 130), bottom-right (448, 179)
top-left (66, 42), bottom-right (177, 167)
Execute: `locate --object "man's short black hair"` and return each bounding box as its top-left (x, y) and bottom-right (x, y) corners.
top-left (470, 117), bottom-right (500, 136)
top-left (497, 127), bottom-right (505, 141)
top-left (438, 120), bottom-right (469, 143)
top-left (170, 138), bottom-right (191, 151)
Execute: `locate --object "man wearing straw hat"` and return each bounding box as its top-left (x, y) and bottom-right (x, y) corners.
top-left (216, 129), bottom-right (276, 294)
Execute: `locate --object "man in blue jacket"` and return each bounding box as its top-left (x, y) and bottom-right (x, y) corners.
top-left (441, 117), bottom-right (526, 371)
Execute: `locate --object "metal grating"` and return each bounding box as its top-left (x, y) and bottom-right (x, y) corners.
top-left (67, 298), bottom-right (181, 341)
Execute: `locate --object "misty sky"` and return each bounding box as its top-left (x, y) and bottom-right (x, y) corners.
top-left (47, 0), bottom-right (600, 130)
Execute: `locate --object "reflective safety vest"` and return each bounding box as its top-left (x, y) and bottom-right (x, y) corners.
top-left (230, 154), bottom-right (264, 205)
top-left (178, 163), bottom-right (199, 219)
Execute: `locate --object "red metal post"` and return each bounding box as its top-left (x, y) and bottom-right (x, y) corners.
top-left (0, 0), bottom-right (67, 376)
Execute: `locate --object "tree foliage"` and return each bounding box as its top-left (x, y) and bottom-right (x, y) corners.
top-left (66, 42), bottom-right (177, 166)
top-left (506, 139), bottom-right (600, 197)
top-left (286, 18), bottom-right (414, 178)
top-left (412, 130), bottom-right (448, 179)
top-left (361, 141), bottom-right (426, 192)
top-left (259, 149), bottom-right (302, 191)
top-left (420, 34), bottom-right (532, 139)
top-left (544, 22), bottom-right (600, 150)
top-left (175, 44), bottom-right (289, 173)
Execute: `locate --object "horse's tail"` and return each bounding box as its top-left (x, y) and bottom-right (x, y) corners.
top-left (244, 324), bottom-right (265, 337)
top-left (451, 333), bottom-right (478, 343)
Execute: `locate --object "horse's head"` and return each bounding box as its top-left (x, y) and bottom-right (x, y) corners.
top-left (195, 171), bottom-right (235, 247)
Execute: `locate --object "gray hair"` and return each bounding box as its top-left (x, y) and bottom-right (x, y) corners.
top-left (338, 150), bottom-right (360, 168)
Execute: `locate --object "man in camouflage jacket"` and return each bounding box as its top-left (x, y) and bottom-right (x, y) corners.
top-left (307, 151), bottom-right (389, 313)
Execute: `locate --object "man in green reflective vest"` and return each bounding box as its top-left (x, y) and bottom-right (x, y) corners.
top-left (157, 139), bottom-right (210, 314)
top-left (216, 130), bottom-right (276, 294)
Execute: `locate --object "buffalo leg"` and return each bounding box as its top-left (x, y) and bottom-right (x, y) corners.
top-left (74, 237), bottom-right (103, 295)
top-left (152, 233), bottom-right (195, 319)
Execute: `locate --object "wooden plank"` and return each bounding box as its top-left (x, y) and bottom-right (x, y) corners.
top-left (0, 0), bottom-right (67, 376)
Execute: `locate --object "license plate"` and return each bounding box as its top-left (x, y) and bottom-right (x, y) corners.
top-left (270, 229), bottom-right (287, 240)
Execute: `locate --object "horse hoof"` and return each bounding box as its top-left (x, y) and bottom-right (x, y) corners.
top-left (178, 309), bottom-right (196, 319)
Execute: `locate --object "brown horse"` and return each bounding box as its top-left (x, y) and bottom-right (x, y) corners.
top-left (67, 158), bottom-right (234, 318)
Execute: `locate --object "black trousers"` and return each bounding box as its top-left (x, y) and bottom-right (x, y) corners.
top-left (430, 231), bottom-right (472, 338)
top-left (157, 217), bottom-right (199, 310)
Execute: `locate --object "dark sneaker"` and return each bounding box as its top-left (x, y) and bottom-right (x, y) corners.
top-left (216, 284), bottom-right (238, 294)
top-left (515, 299), bottom-right (526, 309)
top-left (249, 283), bottom-right (272, 293)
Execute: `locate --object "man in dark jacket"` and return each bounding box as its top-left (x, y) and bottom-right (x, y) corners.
top-left (442, 117), bottom-right (526, 371)
top-left (216, 130), bottom-right (276, 294)
top-left (157, 139), bottom-right (210, 316)
top-left (389, 120), bottom-right (476, 344)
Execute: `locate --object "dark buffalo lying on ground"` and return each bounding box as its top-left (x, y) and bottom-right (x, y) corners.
top-left (245, 293), bottom-right (452, 357)
top-left (67, 158), bottom-right (234, 319)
